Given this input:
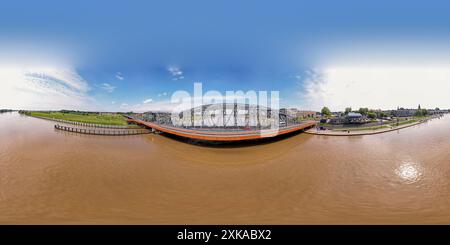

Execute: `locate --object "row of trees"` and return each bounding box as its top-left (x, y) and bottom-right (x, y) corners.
top-left (321, 104), bottom-right (432, 119)
top-left (322, 107), bottom-right (398, 120)
top-left (321, 106), bottom-right (379, 119)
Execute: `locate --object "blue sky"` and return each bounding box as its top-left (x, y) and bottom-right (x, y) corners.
top-left (1, 0), bottom-right (450, 111)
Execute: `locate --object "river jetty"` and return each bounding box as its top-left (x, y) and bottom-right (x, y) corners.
top-left (54, 125), bottom-right (150, 136)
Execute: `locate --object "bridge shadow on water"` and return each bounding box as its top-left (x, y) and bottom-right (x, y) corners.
top-left (155, 130), bottom-right (307, 148)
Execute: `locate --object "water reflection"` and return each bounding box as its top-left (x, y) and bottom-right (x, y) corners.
top-left (395, 162), bottom-right (422, 183)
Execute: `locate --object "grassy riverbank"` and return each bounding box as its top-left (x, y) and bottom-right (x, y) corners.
top-left (330, 117), bottom-right (426, 132)
top-left (333, 125), bottom-right (390, 132)
top-left (25, 111), bottom-right (129, 126)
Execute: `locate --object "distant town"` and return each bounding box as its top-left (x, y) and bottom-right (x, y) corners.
top-left (0, 109), bottom-right (15, 113)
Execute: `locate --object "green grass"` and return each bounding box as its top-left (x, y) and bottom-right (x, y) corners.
top-left (333, 119), bottom-right (421, 132)
top-left (333, 125), bottom-right (389, 132)
top-left (389, 119), bottom-right (418, 127)
top-left (27, 111), bottom-right (130, 126)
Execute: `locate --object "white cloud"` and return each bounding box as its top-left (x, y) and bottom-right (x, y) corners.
top-left (143, 98), bottom-right (153, 104)
top-left (168, 66), bottom-right (183, 76)
top-left (168, 66), bottom-right (185, 80)
top-left (291, 74), bottom-right (302, 80)
top-left (100, 83), bottom-right (116, 93)
top-left (0, 66), bottom-right (97, 110)
top-left (172, 76), bottom-right (185, 81)
top-left (115, 72), bottom-right (124, 80)
top-left (300, 67), bottom-right (450, 111)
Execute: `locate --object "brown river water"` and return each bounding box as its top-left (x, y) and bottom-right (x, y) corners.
top-left (1, 112), bottom-right (450, 224)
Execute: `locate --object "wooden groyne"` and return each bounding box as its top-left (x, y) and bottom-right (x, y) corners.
top-left (55, 125), bottom-right (150, 136)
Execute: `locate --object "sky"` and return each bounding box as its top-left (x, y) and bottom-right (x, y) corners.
top-left (1, 0), bottom-right (450, 112)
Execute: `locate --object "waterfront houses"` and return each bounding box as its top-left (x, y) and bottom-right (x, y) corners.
top-left (391, 108), bottom-right (417, 117)
top-left (328, 112), bottom-right (367, 125)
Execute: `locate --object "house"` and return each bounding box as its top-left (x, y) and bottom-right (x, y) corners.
top-left (328, 112), bottom-right (366, 125)
top-left (391, 108), bottom-right (416, 117)
top-left (280, 108), bottom-right (316, 119)
top-left (329, 117), bottom-right (345, 125)
top-left (346, 112), bottom-right (367, 124)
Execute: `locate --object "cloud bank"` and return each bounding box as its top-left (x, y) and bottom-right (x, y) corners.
top-left (301, 67), bottom-right (450, 111)
top-left (0, 67), bottom-right (97, 110)
top-left (100, 83), bottom-right (116, 93)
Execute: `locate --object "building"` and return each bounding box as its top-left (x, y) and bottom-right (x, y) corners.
top-left (296, 110), bottom-right (317, 119)
top-left (280, 108), bottom-right (316, 119)
top-left (329, 117), bottom-right (346, 125)
top-left (329, 112), bottom-right (367, 125)
top-left (346, 112), bottom-right (366, 124)
top-left (391, 108), bottom-right (417, 117)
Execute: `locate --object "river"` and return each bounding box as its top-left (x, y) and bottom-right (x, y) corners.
top-left (1, 112), bottom-right (450, 224)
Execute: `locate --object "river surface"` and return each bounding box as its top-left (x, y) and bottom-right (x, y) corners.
top-left (1, 112), bottom-right (450, 224)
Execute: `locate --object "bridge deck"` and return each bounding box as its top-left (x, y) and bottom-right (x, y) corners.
top-left (128, 118), bottom-right (317, 141)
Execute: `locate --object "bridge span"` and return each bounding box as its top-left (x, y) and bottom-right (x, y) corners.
top-left (127, 118), bottom-right (317, 142)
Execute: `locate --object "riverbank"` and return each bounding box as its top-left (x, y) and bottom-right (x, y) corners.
top-left (304, 116), bottom-right (444, 136)
top-left (21, 111), bottom-right (130, 126)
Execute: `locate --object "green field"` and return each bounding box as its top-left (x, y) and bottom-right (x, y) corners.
top-left (333, 125), bottom-right (389, 132)
top-left (27, 111), bottom-right (130, 126)
top-left (391, 119), bottom-right (418, 126)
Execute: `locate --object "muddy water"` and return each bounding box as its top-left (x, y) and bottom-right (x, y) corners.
top-left (1, 112), bottom-right (450, 224)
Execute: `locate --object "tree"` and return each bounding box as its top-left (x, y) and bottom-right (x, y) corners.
top-left (367, 112), bottom-right (377, 119)
top-left (321, 107), bottom-right (331, 117)
top-left (414, 110), bottom-right (422, 117)
top-left (344, 107), bottom-right (352, 115)
top-left (358, 107), bottom-right (369, 116)
top-left (414, 108), bottom-right (428, 117)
